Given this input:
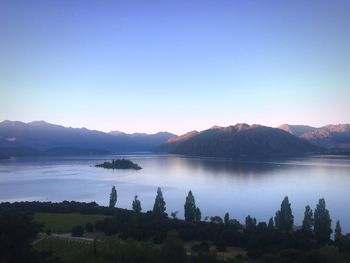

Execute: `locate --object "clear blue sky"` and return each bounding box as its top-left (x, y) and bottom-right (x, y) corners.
top-left (1, 0), bottom-right (349, 134)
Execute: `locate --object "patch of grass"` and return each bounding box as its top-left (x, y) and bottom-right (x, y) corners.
top-left (33, 212), bottom-right (107, 233)
top-left (34, 238), bottom-right (93, 263)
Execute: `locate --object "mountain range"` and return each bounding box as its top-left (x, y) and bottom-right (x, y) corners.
top-left (278, 124), bottom-right (350, 149)
top-left (0, 120), bottom-right (175, 156)
top-left (1, 120), bottom-right (349, 158)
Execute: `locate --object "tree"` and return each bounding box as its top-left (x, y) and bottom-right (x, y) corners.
top-left (132, 195), bottom-right (142, 213)
top-left (224, 212), bottom-right (230, 225)
top-left (170, 211), bottom-right (178, 220)
top-left (268, 217), bottom-right (274, 230)
top-left (211, 216), bottom-right (223, 224)
top-left (184, 190), bottom-right (197, 222)
top-left (245, 215), bottom-right (256, 230)
top-left (153, 187), bottom-right (166, 215)
top-left (195, 207), bottom-right (202, 222)
top-left (274, 196), bottom-right (294, 232)
top-left (302, 205), bottom-right (314, 235)
top-left (0, 210), bottom-right (41, 263)
top-left (314, 198), bottom-right (332, 243)
top-left (109, 186), bottom-right (117, 208)
top-left (335, 220), bottom-right (342, 243)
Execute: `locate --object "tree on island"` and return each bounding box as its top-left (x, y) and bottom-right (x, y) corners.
top-left (153, 187), bottom-right (166, 215)
top-left (132, 195), bottom-right (142, 213)
top-left (274, 196), bottom-right (294, 232)
top-left (184, 190), bottom-right (201, 223)
top-left (302, 205), bottom-right (314, 235)
top-left (96, 159), bottom-right (142, 170)
top-left (109, 186), bottom-right (117, 208)
top-left (314, 198), bottom-right (332, 244)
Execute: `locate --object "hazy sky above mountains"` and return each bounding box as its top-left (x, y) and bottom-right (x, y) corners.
top-left (1, 0), bottom-right (350, 134)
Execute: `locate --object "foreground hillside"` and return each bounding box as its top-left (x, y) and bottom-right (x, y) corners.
top-left (1, 198), bottom-right (350, 263)
top-left (158, 124), bottom-right (319, 158)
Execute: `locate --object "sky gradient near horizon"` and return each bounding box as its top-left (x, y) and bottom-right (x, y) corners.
top-left (1, 0), bottom-right (350, 134)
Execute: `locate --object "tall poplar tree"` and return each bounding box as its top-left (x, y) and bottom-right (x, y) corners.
top-left (132, 195), bottom-right (142, 213)
top-left (274, 196), bottom-right (294, 232)
top-left (153, 187), bottom-right (166, 215)
top-left (302, 205), bottom-right (314, 235)
top-left (109, 186), bottom-right (117, 208)
top-left (314, 198), bottom-right (332, 243)
top-left (184, 190), bottom-right (200, 222)
top-left (335, 220), bottom-right (342, 243)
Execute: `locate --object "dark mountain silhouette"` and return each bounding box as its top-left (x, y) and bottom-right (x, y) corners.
top-left (278, 124), bottom-right (350, 149)
top-left (158, 124), bottom-right (320, 158)
top-left (0, 120), bottom-right (175, 156)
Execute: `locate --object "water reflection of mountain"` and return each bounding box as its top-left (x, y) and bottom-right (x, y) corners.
top-left (166, 155), bottom-right (292, 176)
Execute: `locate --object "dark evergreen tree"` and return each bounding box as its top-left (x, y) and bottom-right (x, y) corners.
top-left (195, 207), bottom-right (202, 222)
top-left (224, 212), bottom-right (230, 225)
top-left (153, 187), bottom-right (166, 215)
top-left (245, 215), bottom-right (256, 230)
top-left (268, 217), bottom-right (274, 230)
top-left (314, 198), bottom-right (332, 244)
top-left (109, 186), bottom-right (117, 208)
top-left (132, 195), bottom-right (142, 213)
top-left (302, 205), bottom-right (314, 235)
top-left (184, 190), bottom-right (197, 222)
top-left (335, 220), bottom-right (342, 243)
top-left (274, 196), bottom-right (294, 232)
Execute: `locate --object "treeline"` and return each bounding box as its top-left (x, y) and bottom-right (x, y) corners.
top-left (1, 188), bottom-right (350, 262)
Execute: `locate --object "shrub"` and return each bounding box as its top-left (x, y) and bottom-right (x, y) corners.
top-left (71, 225), bottom-right (84, 237)
top-left (85, 222), bottom-right (94, 232)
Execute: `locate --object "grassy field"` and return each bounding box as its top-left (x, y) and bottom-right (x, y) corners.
top-left (34, 238), bottom-right (93, 263)
top-left (33, 212), bottom-right (107, 233)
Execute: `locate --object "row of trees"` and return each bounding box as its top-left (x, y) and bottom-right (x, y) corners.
top-left (109, 186), bottom-right (202, 223)
top-left (245, 196), bottom-right (338, 244)
top-left (109, 186), bottom-right (345, 243)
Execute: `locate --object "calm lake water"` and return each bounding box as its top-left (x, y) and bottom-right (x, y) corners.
top-left (1, 154), bottom-right (350, 232)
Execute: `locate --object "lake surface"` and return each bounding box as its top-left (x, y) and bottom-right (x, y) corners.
top-left (1, 154), bottom-right (350, 232)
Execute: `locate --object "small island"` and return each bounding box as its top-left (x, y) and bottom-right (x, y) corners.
top-left (95, 159), bottom-right (142, 170)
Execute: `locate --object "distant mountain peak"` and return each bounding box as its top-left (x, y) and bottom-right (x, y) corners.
top-left (28, 120), bottom-right (50, 125)
top-left (109, 130), bottom-right (126, 136)
top-left (234, 123), bottom-right (250, 130)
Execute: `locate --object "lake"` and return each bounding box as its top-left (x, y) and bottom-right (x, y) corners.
top-left (1, 154), bottom-right (350, 232)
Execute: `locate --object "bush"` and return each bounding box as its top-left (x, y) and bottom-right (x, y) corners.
top-left (85, 222), bottom-right (93, 232)
top-left (71, 225), bottom-right (84, 237)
